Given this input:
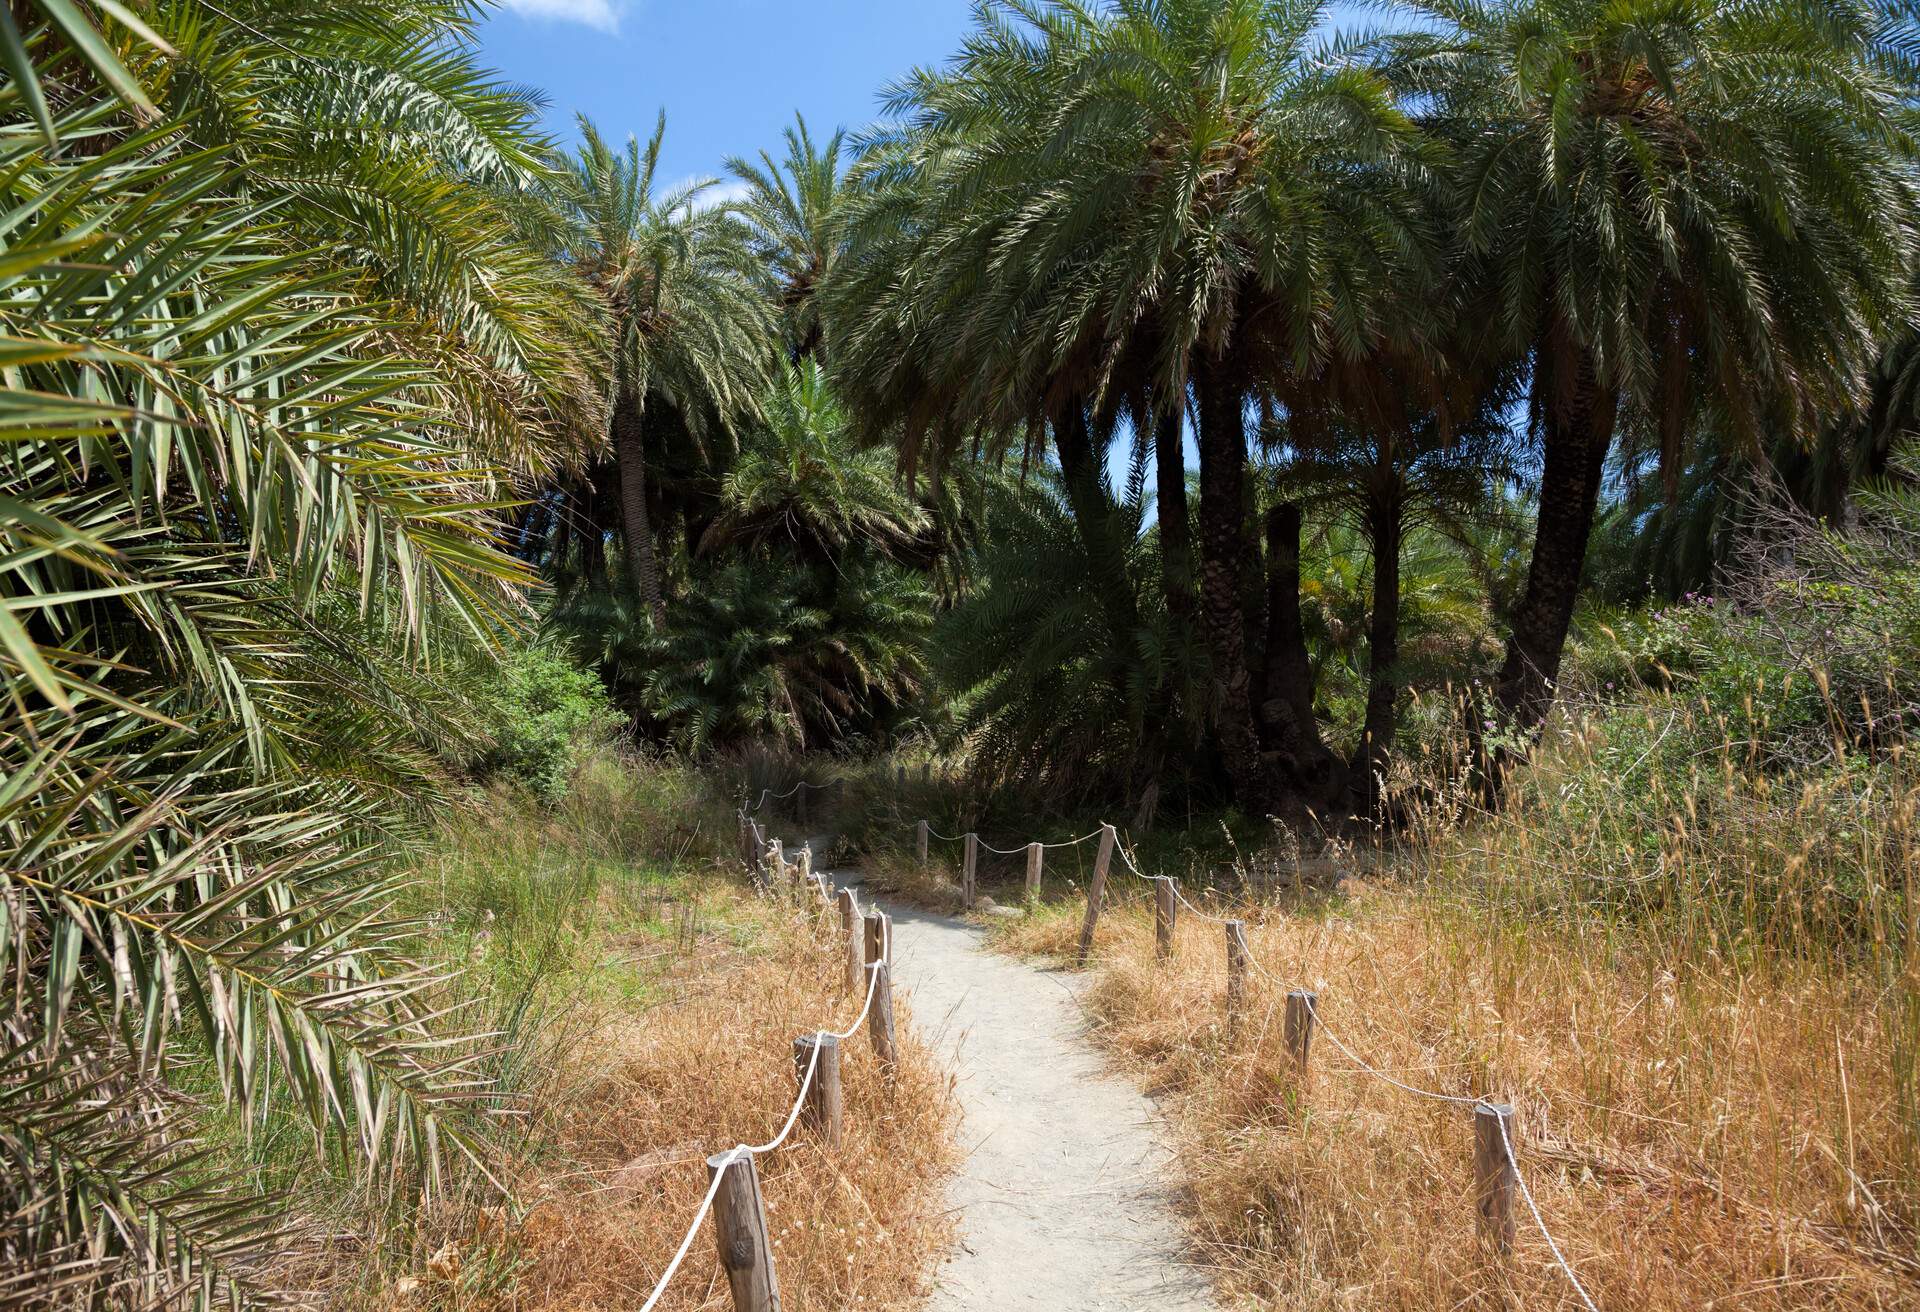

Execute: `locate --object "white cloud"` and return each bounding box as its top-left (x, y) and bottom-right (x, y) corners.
top-left (688, 178), bottom-right (753, 212)
top-left (501, 0), bottom-right (623, 33)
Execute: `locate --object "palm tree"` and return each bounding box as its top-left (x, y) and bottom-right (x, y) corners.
top-left (2, 5), bottom-right (577, 1298)
top-left (835, 0), bottom-right (1442, 821)
top-left (554, 114), bottom-right (775, 623)
top-left (702, 359), bottom-right (930, 562)
top-left (1378, 0), bottom-right (1919, 741)
top-left (1270, 403), bottom-right (1523, 811)
top-left (727, 113), bottom-right (851, 359)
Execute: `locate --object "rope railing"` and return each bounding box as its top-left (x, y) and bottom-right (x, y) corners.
top-left (673, 787), bottom-right (1599, 1312)
top-left (745, 777), bottom-right (833, 813)
top-left (636, 812), bottom-right (896, 1311)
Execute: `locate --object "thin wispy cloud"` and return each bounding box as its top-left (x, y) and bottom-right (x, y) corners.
top-left (501, 0), bottom-right (623, 34)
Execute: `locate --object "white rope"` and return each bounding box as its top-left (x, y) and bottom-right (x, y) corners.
top-left (1497, 1106), bottom-right (1603, 1312)
top-left (1300, 993), bottom-right (1485, 1106)
top-left (976, 827), bottom-right (1106, 856)
top-left (637, 1154), bottom-right (734, 1312)
top-left (925, 825), bottom-right (968, 843)
top-left (747, 778), bottom-right (824, 813)
top-left (635, 909), bottom-right (891, 1312)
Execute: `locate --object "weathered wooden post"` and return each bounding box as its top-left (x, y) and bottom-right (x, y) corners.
top-left (895, 764), bottom-right (906, 788)
top-left (838, 888), bottom-right (863, 994)
top-left (1025, 842), bottom-right (1043, 901)
top-left (1075, 824), bottom-right (1117, 964)
top-left (1153, 877), bottom-right (1177, 959)
top-left (1224, 920), bottom-right (1248, 1043)
top-left (1474, 1102), bottom-right (1519, 1254)
top-left (962, 832), bottom-right (979, 908)
top-left (1284, 990), bottom-right (1317, 1080)
top-left (792, 1033), bottom-right (844, 1149)
top-left (738, 812), bottom-right (751, 867)
top-left (916, 819), bottom-right (929, 867)
top-left (767, 839), bottom-right (784, 885)
top-left (706, 1149), bottom-right (780, 1311)
top-left (863, 911), bottom-right (896, 1072)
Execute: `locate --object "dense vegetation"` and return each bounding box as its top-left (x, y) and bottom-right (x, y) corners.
top-left (7, 0), bottom-right (1920, 1306)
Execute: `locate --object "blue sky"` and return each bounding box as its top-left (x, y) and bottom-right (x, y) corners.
top-left (479, 1), bottom-right (981, 196)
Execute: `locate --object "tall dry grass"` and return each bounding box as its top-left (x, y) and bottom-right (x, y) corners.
top-left (279, 752), bottom-right (957, 1310)
top-left (504, 881), bottom-right (957, 1312)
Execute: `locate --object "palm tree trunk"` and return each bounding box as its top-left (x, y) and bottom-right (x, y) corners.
top-left (1153, 404), bottom-right (1195, 624)
top-left (1193, 357), bottom-right (1282, 818)
top-left (614, 391), bottom-right (668, 626)
top-left (1259, 502), bottom-right (1319, 755)
top-left (1354, 490), bottom-right (1402, 814)
top-left (1055, 404), bottom-right (1140, 643)
top-left (1494, 345), bottom-right (1616, 734)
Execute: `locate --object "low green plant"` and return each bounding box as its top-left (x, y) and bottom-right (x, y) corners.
top-left (479, 647), bottom-right (623, 801)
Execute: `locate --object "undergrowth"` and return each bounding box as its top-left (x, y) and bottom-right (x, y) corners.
top-left (244, 751), bottom-right (956, 1310)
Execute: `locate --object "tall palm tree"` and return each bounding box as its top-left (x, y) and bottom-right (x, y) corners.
top-left (835, 0), bottom-right (1442, 820)
top-left (554, 114), bottom-right (774, 623)
top-left (727, 113), bottom-right (851, 359)
top-left (1270, 402), bottom-right (1523, 811)
top-left (1378, 0), bottom-right (1919, 741)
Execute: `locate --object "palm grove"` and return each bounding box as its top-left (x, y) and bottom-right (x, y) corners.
top-left (3, 0), bottom-right (1918, 1302)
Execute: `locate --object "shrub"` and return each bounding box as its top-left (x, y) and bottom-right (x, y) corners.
top-left (482, 646), bottom-right (623, 800)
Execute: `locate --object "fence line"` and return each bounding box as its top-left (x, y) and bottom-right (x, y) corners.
top-left (660, 784), bottom-right (1599, 1312)
top-left (636, 812), bottom-right (891, 1311)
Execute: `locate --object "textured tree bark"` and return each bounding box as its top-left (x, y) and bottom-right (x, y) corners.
top-left (1260, 501), bottom-right (1343, 813)
top-left (1494, 348), bottom-right (1616, 735)
top-left (1193, 358), bottom-right (1281, 818)
top-left (1153, 404), bottom-right (1195, 624)
top-left (613, 390), bottom-right (667, 626)
top-left (1259, 502), bottom-right (1319, 754)
top-left (1054, 402), bottom-right (1141, 645)
top-left (1354, 491), bottom-right (1402, 815)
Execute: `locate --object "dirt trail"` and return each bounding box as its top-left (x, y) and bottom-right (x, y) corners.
top-left (861, 894), bottom-right (1220, 1310)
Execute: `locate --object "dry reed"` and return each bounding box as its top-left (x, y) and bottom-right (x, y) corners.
top-left (496, 884), bottom-right (958, 1312)
top-left (992, 862), bottom-right (1917, 1310)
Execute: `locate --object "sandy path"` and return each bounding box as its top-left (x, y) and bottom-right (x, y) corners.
top-left (872, 898), bottom-right (1220, 1311)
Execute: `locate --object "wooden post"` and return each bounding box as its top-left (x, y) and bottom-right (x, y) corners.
top-left (1154, 877), bottom-right (1177, 959)
top-left (792, 1033), bottom-right (844, 1149)
top-left (895, 764), bottom-right (905, 788)
top-left (1224, 921), bottom-right (1248, 1043)
top-left (1075, 824), bottom-right (1117, 964)
top-left (838, 888), bottom-right (863, 994)
top-left (706, 1149), bottom-right (780, 1311)
top-left (863, 911), bottom-right (896, 1072)
top-left (916, 819), bottom-right (929, 867)
top-left (1025, 842), bottom-right (1043, 900)
top-left (738, 813), bottom-right (751, 866)
top-left (767, 839), bottom-right (784, 883)
top-left (962, 832), bottom-right (978, 908)
top-left (1474, 1102), bottom-right (1519, 1254)
top-left (1284, 990), bottom-right (1317, 1080)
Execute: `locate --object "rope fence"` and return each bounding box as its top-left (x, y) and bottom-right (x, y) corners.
top-left (660, 778), bottom-right (1600, 1311)
top-left (632, 805), bottom-right (897, 1312)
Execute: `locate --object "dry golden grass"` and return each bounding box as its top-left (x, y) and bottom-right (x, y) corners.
top-left (492, 882), bottom-right (957, 1312)
top-left (994, 880), bottom-right (1918, 1310)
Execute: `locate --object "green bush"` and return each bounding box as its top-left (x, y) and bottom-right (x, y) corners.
top-left (482, 646), bottom-right (623, 800)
